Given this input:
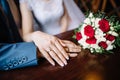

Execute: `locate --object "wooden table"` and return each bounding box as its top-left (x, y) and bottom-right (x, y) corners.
top-left (0, 30), bottom-right (120, 80)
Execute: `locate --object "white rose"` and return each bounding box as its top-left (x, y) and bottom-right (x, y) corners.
top-left (91, 18), bottom-right (96, 26)
top-left (94, 18), bottom-right (101, 28)
top-left (88, 13), bottom-right (94, 18)
top-left (106, 44), bottom-right (114, 50)
top-left (108, 31), bottom-right (118, 36)
top-left (106, 40), bottom-right (112, 45)
top-left (110, 26), bottom-right (114, 31)
top-left (78, 38), bottom-right (89, 49)
top-left (84, 18), bottom-right (91, 25)
top-left (95, 28), bottom-right (104, 35)
top-left (95, 29), bottom-right (106, 43)
top-left (91, 18), bottom-right (95, 22)
top-left (90, 44), bottom-right (100, 50)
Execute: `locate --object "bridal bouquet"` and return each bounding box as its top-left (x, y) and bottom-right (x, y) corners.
top-left (74, 12), bottom-right (120, 54)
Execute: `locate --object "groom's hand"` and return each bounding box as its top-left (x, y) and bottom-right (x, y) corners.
top-left (59, 40), bottom-right (81, 57)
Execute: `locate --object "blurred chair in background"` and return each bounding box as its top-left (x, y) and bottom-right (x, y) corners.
top-left (75, 0), bottom-right (120, 19)
top-left (109, 0), bottom-right (120, 17)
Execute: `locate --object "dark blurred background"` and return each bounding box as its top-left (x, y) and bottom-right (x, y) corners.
top-left (74, 0), bottom-right (120, 20)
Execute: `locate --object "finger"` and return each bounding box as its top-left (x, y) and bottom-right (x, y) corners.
top-left (59, 39), bottom-right (66, 47)
top-left (69, 53), bottom-right (78, 57)
top-left (49, 50), bottom-right (64, 67)
top-left (64, 46), bottom-right (81, 52)
top-left (40, 49), bottom-right (55, 66)
top-left (68, 47), bottom-right (81, 52)
top-left (45, 47), bottom-right (51, 52)
top-left (50, 44), bottom-right (67, 65)
top-left (64, 47), bottom-right (69, 52)
top-left (61, 40), bottom-right (77, 47)
top-left (64, 42), bottom-right (77, 48)
top-left (55, 40), bottom-right (69, 60)
top-left (60, 40), bottom-right (81, 52)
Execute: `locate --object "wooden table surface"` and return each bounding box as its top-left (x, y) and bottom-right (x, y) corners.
top-left (0, 30), bottom-right (120, 80)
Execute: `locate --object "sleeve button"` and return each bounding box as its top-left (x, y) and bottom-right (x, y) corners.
top-left (8, 62), bottom-right (13, 68)
top-left (18, 58), bottom-right (23, 64)
top-left (22, 56), bottom-right (28, 62)
top-left (13, 60), bottom-right (19, 67)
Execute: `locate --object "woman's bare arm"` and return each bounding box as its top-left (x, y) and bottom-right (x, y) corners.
top-left (20, 2), bottom-right (34, 42)
top-left (60, 2), bottom-right (70, 33)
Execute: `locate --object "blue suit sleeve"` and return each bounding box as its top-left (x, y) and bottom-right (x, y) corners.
top-left (0, 42), bottom-right (38, 70)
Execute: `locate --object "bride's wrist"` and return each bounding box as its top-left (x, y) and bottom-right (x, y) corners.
top-left (30, 31), bottom-right (42, 41)
top-left (22, 33), bottom-right (33, 42)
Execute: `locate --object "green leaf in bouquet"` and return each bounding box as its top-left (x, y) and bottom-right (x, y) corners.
top-left (115, 37), bottom-right (120, 47)
top-left (85, 10), bottom-right (91, 17)
top-left (73, 28), bottom-right (80, 39)
top-left (72, 35), bottom-right (76, 39)
top-left (108, 15), bottom-right (117, 22)
top-left (105, 50), bottom-right (114, 54)
top-left (94, 11), bottom-right (106, 18)
top-left (74, 28), bottom-right (79, 33)
top-left (114, 21), bottom-right (120, 32)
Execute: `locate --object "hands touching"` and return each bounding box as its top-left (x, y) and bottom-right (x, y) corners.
top-left (60, 40), bottom-right (81, 57)
top-left (20, 1), bottom-right (81, 67)
top-left (29, 31), bottom-right (81, 67)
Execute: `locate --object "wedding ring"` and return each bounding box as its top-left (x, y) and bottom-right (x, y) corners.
top-left (46, 48), bottom-right (52, 52)
top-left (48, 50), bottom-right (53, 53)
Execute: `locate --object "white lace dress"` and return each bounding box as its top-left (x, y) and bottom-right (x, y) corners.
top-left (20, 0), bottom-right (85, 35)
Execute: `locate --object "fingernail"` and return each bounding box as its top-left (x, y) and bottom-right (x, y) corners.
top-left (60, 63), bottom-right (64, 67)
top-left (74, 54), bottom-right (78, 57)
top-left (52, 62), bottom-right (55, 66)
top-left (64, 61), bottom-right (67, 65)
top-left (66, 56), bottom-right (69, 60)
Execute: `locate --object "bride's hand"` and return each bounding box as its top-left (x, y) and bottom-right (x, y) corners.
top-left (31, 31), bottom-right (69, 67)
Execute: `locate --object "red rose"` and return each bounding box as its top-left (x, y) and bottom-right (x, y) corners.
top-left (84, 25), bottom-right (95, 37)
top-left (76, 32), bottom-right (82, 40)
top-left (86, 37), bottom-right (97, 44)
top-left (98, 41), bottom-right (108, 49)
top-left (98, 19), bottom-right (110, 32)
top-left (105, 34), bottom-right (115, 41)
